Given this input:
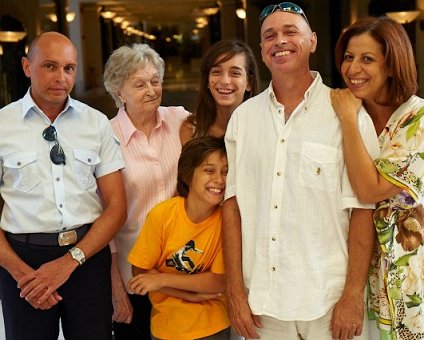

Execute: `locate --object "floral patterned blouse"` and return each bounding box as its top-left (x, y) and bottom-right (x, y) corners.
top-left (369, 95), bottom-right (424, 339)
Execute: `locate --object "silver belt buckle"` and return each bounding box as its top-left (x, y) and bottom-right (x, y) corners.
top-left (58, 230), bottom-right (77, 246)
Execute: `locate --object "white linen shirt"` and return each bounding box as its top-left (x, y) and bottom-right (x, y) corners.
top-left (111, 106), bottom-right (189, 289)
top-left (0, 89), bottom-right (125, 234)
top-left (224, 72), bottom-right (380, 321)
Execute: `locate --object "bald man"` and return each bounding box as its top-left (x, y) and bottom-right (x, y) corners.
top-left (0, 32), bottom-right (127, 340)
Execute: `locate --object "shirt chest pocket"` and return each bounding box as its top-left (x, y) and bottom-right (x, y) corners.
top-left (73, 149), bottom-right (101, 189)
top-left (3, 152), bottom-right (41, 192)
top-left (299, 142), bottom-right (341, 192)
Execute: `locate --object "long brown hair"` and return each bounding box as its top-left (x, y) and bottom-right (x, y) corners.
top-left (189, 40), bottom-right (259, 138)
top-left (335, 16), bottom-right (418, 107)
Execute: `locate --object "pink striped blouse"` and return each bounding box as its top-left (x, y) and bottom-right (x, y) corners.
top-left (110, 106), bottom-right (189, 287)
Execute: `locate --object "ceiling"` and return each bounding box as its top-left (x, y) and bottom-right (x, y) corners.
top-left (97, 0), bottom-right (220, 24)
top-left (38, 0), bottom-right (222, 30)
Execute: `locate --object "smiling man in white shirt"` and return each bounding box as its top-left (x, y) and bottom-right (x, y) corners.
top-left (222, 2), bottom-right (380, 340)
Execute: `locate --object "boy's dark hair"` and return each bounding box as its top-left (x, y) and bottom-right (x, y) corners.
top-left (177, 136), bottom-right (227, 198)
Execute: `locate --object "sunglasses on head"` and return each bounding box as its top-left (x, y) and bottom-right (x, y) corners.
top-left (259, 2), bottom-right (309, 26)
top-left (43, 125), bottom-right (66, 165)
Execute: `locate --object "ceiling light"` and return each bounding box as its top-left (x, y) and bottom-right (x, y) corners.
top-left (66, 12), bottom-right (76, 22)
top-left (196, 17), bottom-right (208, 25)
top-left (236, 8), bottom-right (246, 19)
top-left (100, 11), bottom-right (116, 20)
top-left (203, 7), bottom-right (219, 16)
top-left (46, 13), bottom-right (58, 23)
top-left (386, 10), bottom-right (421, 23)
top-left (46, 12), bottom-right (76, 23)
top-left (113, 16), bottom-right (124, 24)
top-left (0, 31), bottom-right (27, 42)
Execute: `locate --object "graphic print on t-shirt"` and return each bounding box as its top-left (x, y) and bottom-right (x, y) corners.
top-left (166, 240), bottom-right (204, 274)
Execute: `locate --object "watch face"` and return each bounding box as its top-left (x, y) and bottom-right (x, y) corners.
top-left (70, 247), bottom-right (85, 264)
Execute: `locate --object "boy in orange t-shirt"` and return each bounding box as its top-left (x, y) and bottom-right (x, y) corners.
top-left (128, 136), bottom-right (230, 340)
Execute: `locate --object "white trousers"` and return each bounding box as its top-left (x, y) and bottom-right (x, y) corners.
top-left (249, 305), bottom-right (379, 340)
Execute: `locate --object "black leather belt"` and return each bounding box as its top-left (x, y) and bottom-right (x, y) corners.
top-left (5, 224), bottom-right (91, 246)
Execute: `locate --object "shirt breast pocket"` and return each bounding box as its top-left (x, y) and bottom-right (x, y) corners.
top-left (3, 152), bottom-right (41, 192)
top-left (299, 142), bottom-right (341, 192)
top-left (73, 149), bottom-right (101, 189)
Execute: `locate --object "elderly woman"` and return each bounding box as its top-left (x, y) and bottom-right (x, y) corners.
top-left (103, 44), bottom-right (189, 339)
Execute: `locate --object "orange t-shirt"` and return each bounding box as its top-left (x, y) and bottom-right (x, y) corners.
top-left (128, 196), bottom-right (229, 339)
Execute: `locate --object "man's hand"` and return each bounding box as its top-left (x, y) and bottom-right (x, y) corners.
top-left (18, 254), bottom-right (77, 305)
top-left (227, 287), bottom-right (262, 339)
top-left (330, 292), bottom-right (364, 340)
top-left (112, 285), bottom-right (133, 324)
top-left (25, 289), bottom-right (62, 310)
top-left (15, 265), bottom-right (62, 310)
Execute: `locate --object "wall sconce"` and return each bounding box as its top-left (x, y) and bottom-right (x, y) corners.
top-left (0, 31), bottom-right (27, 42)
top-left (386, 10), bottom-right (421, 23)
top-left (100, 10), bottom-right (117, 20)
top-left (0, 44), bottom-right (3, 56)
top-left (113, 16), bottom-right (124, 24)
top-left (203, 7), bottom-right (220, 16)
top-left (236, 8), bottom-right (246, 19)
top-left (195, 17), bottom-right (208, 28)
top-left (46, 12), bottom-right (76, 23)
top-left (121, 20), bottom-right (130, 29)
top-left (66, 12), bottom-right (76, 22)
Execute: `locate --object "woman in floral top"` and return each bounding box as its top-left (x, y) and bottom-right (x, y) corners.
top-left (331, 16), bottom-right (424, 339)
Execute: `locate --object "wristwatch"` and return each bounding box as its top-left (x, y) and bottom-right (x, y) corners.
top-left (69, 247), bottom-right (86, 265)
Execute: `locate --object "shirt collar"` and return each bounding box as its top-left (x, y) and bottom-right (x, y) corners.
top-left (267, 71), bottom-right (322, 109)
top-left (116, 107), bottom-right (169, 146)
top-left (21, 87), bottom-right (74, 120)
